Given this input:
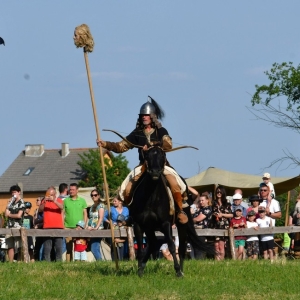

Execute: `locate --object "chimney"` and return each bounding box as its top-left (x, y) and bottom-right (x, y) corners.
top-left (61, 143), bottom-right (70, 157)
top-left (25, 144), bottom-right (45, 157)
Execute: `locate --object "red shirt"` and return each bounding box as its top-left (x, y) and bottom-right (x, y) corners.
top-left (230, 216), bottom-right (247, 240)
top-left (74, 238), bottom-right (87, 252)
top-left (43, 198), bottom-right (64, 229)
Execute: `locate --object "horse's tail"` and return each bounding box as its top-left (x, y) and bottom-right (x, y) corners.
top-left (182, 206), bottom-right (216, 257)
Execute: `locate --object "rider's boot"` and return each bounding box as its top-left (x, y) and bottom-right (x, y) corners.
top-left (173, 192), bottom-right (188, 224)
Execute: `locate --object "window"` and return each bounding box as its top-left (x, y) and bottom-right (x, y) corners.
top-left (23, 167), bottom-right (35, 176)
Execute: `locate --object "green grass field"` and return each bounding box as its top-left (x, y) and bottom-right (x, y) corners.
top-left (1, 259), bottom-right (297, 300)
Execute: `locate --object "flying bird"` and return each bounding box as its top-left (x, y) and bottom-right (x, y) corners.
top-left (0, 37), bottom-right (5, 46)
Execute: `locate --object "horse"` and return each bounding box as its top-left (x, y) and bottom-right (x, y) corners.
top-left (131, 146), bottom-right (215, 277)
top-left (103, 129), bottom-right (215, 277)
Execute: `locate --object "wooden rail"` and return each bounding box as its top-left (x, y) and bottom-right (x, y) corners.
top-left (1, 226), bottom-right (298, 262)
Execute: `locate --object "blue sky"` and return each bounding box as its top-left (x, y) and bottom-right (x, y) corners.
top-left (1, 1), bottom-right (300, 181)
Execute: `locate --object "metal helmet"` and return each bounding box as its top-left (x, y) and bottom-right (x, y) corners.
top-left (139, 100), bottom-right (156, 115)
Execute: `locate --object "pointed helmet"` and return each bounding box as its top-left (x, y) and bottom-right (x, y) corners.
top-left (139, 97), bottom-right (156, 115)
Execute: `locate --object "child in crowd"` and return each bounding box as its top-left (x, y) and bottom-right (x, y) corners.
top-left (73, 220), bottom-right (88, 262)
top-left (261, 173), bottom-right (275, 198)
top-left (114, 214), bottom-right (128, 260)
top-left (23, 201), bottom-right (35, 262)
top-left (229, 207), bottom-right (247, 260)
top-left (256, 206), bottom-right (274, 261)
top-left (245, 210), bottom-right (259, 259)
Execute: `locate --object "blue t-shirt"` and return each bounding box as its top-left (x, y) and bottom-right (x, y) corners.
top-left (104, 206), bottom-right (129, 225)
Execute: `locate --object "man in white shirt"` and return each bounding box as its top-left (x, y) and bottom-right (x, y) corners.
top-left (259, 183), bottom-right (281, 226)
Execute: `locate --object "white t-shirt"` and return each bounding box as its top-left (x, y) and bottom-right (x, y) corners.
top-left (256, 216), bottom-right (273, 241)
top-left (246, 221), bottom-right (259, 241)
top-left (260, 199), bottom-right (281, 226)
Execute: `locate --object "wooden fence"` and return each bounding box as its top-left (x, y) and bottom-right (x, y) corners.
top-left (1, 226), bottom-right (300, 262)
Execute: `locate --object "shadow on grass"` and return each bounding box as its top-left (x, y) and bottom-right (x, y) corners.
top-left (56, 259), bottom-right (179, 277)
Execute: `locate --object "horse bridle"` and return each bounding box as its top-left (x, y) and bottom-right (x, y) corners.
top-left (143, 145), bottom-right (167, 170)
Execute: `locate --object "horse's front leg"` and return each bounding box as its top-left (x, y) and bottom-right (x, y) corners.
top-left (133, 223), bottom-right (146, 277)
top-left (176, 222), bottom-right (187, 273)
top-left (161, 221), bottom-right (183, 277)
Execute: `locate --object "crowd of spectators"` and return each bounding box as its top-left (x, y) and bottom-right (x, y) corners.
top-left (0, 172), bottom-right (297, 263)
top-left (1, 182), bottom-right (131, 262)
top-left (189, 173), bottom-right (285, 261)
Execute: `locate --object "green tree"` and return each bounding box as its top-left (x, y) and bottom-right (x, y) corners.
top-left (77, 149), bottom-right (130, 195)
top-left (250, 62), bottom-right (300, 168)
top-left (252, 62), bottom-right (300, 110)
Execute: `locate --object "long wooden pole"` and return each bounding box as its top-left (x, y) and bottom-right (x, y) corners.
top-left (83, 50), bottom-right (119, 270)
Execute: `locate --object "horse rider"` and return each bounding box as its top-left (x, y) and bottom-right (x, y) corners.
top-left (97, 96), bottom-right (188, 224)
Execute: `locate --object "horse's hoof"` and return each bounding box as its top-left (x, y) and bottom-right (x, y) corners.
top-left (138, 268), bottom-right (144, 277)
top-left (176, 271), bottom-right (184, 278)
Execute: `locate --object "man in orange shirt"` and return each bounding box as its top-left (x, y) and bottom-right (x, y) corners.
top-left (39, 186), bottom-right (64, 261)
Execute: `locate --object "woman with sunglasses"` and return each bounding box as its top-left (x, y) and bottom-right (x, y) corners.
top-left (87, 189), bottom-right (105, 260)
top-left (211, 185), bottom-right (233, 260)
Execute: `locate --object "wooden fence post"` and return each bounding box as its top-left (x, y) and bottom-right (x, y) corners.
top-left (228, 227), bottom-right (236, 260)
top-left (20, 227), bottom-right (29, 263)
top-left (126, 226), bottom-right (136, 260)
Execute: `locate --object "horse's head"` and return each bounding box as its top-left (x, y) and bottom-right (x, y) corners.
top-left (144, 146), bottom-right (166, 180)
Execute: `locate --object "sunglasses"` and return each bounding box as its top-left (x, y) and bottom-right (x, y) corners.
top-left (260, 189), bottom-right (268, 192)
top-left (258, 210), bottom-right (265, 213)
top-left (216, 191), bottom-right (222, 194)
top-left (91, 194), bottom-right (98, 197)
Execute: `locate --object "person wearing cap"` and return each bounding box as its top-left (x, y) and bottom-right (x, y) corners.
top-left (73, 220), bottom-right (88, 261)
top-left (245, 210), bottom-right (259, 259)
top-left (262, 173), bottom-right (275, 198)
top-left (256, 206), bottom-right (274, 261)
top-left (97, 97), bottom-right (188, 224)
top-left (231, 193), bottom-right (247, 217)
top-left (114, 214), bottom-right (128, 260)
top-left (247, 195), bottom-right (263, 220)
top-left (259, 183), bottom-right (281, 227)
top-left (5, 185), bottom-right (26, 262)
top-left (233, 189), bottom-right (249, 210)
top-left (40, 186), bottom-right (64, 262)
top-left (230, 207), bottom-right (247, 259)
top-left (23, 201), bottom-right (34, 262)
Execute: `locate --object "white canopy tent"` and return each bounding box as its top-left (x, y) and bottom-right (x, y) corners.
top-left (186, 167), bottom-right (300, 197)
